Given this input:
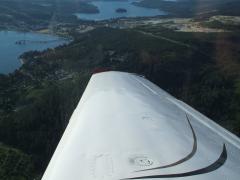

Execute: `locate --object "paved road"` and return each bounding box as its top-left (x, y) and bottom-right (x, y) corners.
top-left (137, 30), bottom-right (209, 57)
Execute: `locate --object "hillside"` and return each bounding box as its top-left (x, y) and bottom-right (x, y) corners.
top-left (0, 0), bottom-right (99, 30)
top-left (0, 144), bottom-right (34, 180)
top-left (134, 0), bottom-right (240, 18)
top-left (0, 26), bottom-right (240, 178)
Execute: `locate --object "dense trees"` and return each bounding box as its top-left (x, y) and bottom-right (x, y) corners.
top-left (0, 74), bottom-right (90, 175)
top-left (0, 145), bottom-right (34, 180)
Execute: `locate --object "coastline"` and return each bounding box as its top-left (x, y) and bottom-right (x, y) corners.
top-left (0, 29), bottom-right (71, 74)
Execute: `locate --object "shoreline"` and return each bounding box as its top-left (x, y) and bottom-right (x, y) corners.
top-left (0, 30), bottom-right (71, 75)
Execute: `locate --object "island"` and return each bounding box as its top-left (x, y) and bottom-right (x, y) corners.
top-left (116, 8), bottom-right (127, 13)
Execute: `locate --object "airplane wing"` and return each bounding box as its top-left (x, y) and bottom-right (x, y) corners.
top-left (42, 71), bottom-right (240, 180)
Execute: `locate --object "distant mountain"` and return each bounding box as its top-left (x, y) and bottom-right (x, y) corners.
top-left (0, 0), bottom-right (99, 30)
top-left (133, 0), bottom-right (240, 17)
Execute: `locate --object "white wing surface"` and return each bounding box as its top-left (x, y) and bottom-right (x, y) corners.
top-left (42, 71), bottom-right (240, 180)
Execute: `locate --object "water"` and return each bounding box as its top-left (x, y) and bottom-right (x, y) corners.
top-left (0, 31), bottom-right (68, 74)
top-left (75, 0), bottom-right (166, 21)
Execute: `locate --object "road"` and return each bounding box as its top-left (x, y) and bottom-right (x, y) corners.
top-left (137, 30), bottom-right (209, 57)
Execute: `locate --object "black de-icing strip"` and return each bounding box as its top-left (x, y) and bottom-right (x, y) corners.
top-left (136, 114), bottom-right (197, 172)
top-left (122, 144), bottom-right (227, 179)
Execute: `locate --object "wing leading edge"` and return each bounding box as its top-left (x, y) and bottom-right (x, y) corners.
top-left (42, 71), bottom-right (240, 180)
